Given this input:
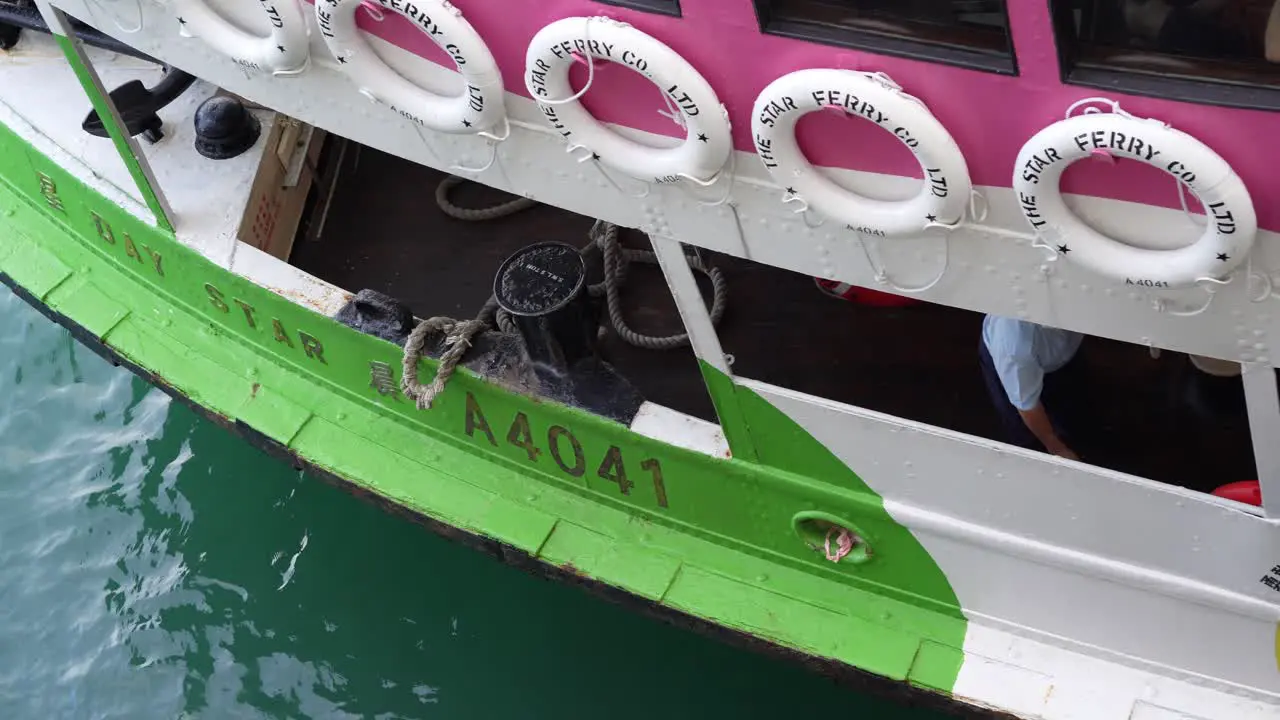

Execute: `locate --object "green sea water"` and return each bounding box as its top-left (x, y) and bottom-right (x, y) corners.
top-left (0, 284), bottom-right (947, 719)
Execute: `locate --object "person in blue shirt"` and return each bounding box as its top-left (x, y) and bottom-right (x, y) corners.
top-left (979, 315), bottom-right (1085, 460)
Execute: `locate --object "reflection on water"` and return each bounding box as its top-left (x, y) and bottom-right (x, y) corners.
top-left (0, 286), bottom-right (942, 718)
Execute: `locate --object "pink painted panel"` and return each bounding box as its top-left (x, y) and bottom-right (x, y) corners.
top-left (334, 0), bottom-right (1280, 230)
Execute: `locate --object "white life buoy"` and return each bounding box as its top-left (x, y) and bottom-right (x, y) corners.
top-left (1013, 112), bottom-right (1256, 287)
top-left (316, 0), bottom-right (505, 134)
top-left (170, 0), bottom-right (310, 76)
top-left (524, 16), bottom-right (731, 184)
top-left (751, 68), bottom-right (972, 238)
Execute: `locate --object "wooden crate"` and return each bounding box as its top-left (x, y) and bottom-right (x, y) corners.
top-left (236, 112), bottom-right (325, 262)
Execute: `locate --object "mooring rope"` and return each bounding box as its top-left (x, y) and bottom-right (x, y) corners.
top-left (434, 175), bottom-right (538, 221)
top-left (399, 175), bottom-right (728, 409)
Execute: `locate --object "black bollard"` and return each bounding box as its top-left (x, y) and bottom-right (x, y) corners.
top-left (493, 241), bottom-right (597, 378)
top-left (193, 95), bottom-right (261, 160)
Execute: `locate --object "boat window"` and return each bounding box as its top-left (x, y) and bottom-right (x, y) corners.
top-left (1048, 0), bottom-right (1280, 110)
top-left (752, 0), bottom-right (1016, 74)
top-left (592, 0), bottom-right (681, 17)
top-left (705, 249), bottom-right (1260, 496)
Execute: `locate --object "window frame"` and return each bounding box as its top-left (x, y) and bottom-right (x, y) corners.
top-left (1047, 0), bottom-right (1280, 112)
top-left (752, 0), bottom-right (1018, 76)
top-left (592, 0), bottom-right (681, 18)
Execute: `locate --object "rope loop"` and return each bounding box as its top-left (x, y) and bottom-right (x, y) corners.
top-left (400, 317), bottom-right (488, 410)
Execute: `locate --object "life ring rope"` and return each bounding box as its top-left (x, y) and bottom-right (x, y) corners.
top-left (524, 17), bottom-right (601, 107)
top-left (451, 115), bottom-right (512, 174)
top-left (357, 0), bottom-right (385, 22)
top-left (84, 0), bottom-right (144, 34)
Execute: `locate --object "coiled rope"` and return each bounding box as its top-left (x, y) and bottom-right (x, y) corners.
top-left (400, 176), bottom-right (728, 409)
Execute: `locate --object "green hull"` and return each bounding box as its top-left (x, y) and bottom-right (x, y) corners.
top-left (0, 109), bottom-right (975, 711)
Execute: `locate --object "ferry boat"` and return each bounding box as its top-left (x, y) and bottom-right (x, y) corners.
top-left (3, 0), bottom-right (1279, 716)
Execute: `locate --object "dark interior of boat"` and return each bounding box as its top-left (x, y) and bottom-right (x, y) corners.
top-left (289, 137), bottom-right (1257, 497)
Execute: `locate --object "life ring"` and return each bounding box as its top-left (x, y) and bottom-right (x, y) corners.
top-left (1013, 112), bottom-right (1257, 287)
top-left (751, 68), bottom-right (972, 238)
top-left (524, 16), bottom-right (732, 184)
top-left (316, 0), bottom-right (505, 134)
top-left (170, 0), bottom-right (310, 76)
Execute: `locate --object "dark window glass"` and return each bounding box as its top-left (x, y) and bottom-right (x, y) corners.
top-left (754, 0), bottom-right (1015, 74)
top-left (593, 0), bottom-right (681, 18)
top-left (1050, 0), bottom-right (1280, 109)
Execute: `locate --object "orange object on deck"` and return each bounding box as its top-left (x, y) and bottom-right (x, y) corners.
top-left (1210, 480), bottom-right (1261, 506)
top-left (814, 278), bottom-right (920, 307)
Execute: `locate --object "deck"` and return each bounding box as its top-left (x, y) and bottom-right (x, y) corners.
top-left (290, 141), bottom-right (1257, 495)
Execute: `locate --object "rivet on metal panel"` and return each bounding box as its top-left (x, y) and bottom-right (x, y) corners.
top-left (1104, 288), bottom-right (1114, 297)
top-left (1242, 353), bottom-right (1256, 362)
top-left (1255, 343), bottom-right (1267, 351)
top-left (1080, 285), bottom-right (1090, 293)
top-left (1239, 339), bottom-right (1251, 347)
top-left (824, 269), bottom-right (836, 279)
top-left (1232, 310), bottom-right (1244, 318)
top-left (1056, 279), bottom-right (1068, 289)
top-left (1129, 293), bottom-right (1141, 301)
top-left (756, 574), bottom-right (769, 582)
top-left (1261, 315), bottom-right (1270, 323)
top-left (1261, 356), bottom-right (1271, 364)
top-left (816, 245), bottom-right (828, 255)
top-left (1255, 329), bottom-right (1266, 337)
top-left (985, 266), bottom-right (996, 274)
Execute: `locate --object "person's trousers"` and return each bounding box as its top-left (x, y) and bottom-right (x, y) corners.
top-left (978, 338), bottom-right (1085, 453)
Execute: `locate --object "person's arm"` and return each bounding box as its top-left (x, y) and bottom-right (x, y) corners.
top-left (1017, 403), bottom-right (1078, 461)
top-left (993, 344), bottom-right (1079, 460)
top-left (1266, 0), bottom-right (1280, 62)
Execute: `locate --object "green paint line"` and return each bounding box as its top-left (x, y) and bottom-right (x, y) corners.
top-left (0, 114), bottom-right (970, 695)
top-left (52, 34), bottom-right (174, 232)
top-left (698, 359), bottom-right (758, 462)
